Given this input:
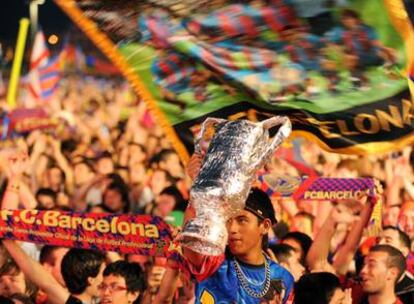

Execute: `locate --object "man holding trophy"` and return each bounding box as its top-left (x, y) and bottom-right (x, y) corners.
top-left (179, 117), bottom-right (294, 303)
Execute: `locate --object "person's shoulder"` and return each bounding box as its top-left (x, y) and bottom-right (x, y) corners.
top-left (396, 272), bottom-right (414, 295)
top-left (65, 295), bottom-right (83, 304)
top-left (268, 259), bottom-right (294, 282)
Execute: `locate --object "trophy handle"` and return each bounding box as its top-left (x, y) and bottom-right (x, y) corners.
top-left (254, 116), bottom-right (292, 166)
top-left (194, 118), bottom-right (226, 154)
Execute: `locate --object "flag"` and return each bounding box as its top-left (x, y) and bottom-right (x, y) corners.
top-left (60, 42), bottom-right (83, 71)
top-left (27, 31), bottom-right (61, 105)
top-left (85, 54), bottom-right (120, 75)
top-left (275, 140), bottom-right (318, 177)
top-left (56, 0), bottom-right (414, 162)
top-left (75, 45), bottom-right (86, 70)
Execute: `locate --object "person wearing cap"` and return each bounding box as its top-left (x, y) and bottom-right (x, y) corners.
top-left (183, 155), bottom-right (294, 303)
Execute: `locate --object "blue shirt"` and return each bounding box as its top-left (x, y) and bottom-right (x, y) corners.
top-left (195, 256), bottom-right (294, 304)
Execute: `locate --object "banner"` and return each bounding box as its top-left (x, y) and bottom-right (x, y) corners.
top-left (54, 0), bottom-right (414, 162)
top-left (259, 175), bottom-right (382, 234)
top-left (0, 210), bottom-right (182, 258)
top-left (259, 175), bottom-right (374, 199)
top-left (0, 178), bottom-right (381, 254)
top-left (0, 108), bottom-right (58, 140)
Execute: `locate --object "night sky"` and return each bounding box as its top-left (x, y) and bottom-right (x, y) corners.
top-left (0, 0), bottom-right (71, 46)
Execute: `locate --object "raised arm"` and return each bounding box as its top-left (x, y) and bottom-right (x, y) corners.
top-left (306, 206), bottom-right (337, 272)
top-left (333, 197), bottom-right (375, 275)
top-left (49, 137), bottom-right (74, 194)
top-left (70, 175), bottom-right (107, 212)
top-left (152, 266), bottom-right (180, 304)
top-left (2, 240), bottom-right (69, 304)
top-left (1, 149), bottom-right (29, 210)
top-left (18, 179), bottom-right (37, 209)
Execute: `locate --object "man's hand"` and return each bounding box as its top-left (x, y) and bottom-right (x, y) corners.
top-left (331, 205), bottom-right (356, 225)
top-left (1, 148), bottom-right (29, 179)
top-left (147, 265), bottom-right (167, 294)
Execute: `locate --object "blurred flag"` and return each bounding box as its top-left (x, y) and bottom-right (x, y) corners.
top-left (56, 0), bottom-right (414, 162)
top-left (85, 54), bottom-right (120, 75)
top-left (75, 45), bottom-right (86, 70)
top-left (27, 31), bottom-right (61, 105)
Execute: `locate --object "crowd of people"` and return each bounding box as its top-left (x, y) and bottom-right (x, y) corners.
top-left (0, 73), bottom-right (414, 303)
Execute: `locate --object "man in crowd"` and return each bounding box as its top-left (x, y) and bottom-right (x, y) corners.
top-left (39, 246), bottom-right (69, 287)
top-left (3, 240), bottom-right (106, 304)
top-left (379, 227), bottom-right (414, 303)
top-left (182, 187), bottom-right (294, 303)
top-left (360, 244), bottom-right (406, 304)
top-left (269, 243), bottom-right (305, 282)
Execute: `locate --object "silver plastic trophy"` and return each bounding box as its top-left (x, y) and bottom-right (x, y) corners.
top-left (180, 116), bottom-right (292, 255)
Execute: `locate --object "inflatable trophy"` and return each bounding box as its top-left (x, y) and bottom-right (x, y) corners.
top-left (180, 116), bottom-right (292, 255)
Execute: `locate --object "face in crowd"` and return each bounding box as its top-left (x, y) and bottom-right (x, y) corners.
top-left (227, 210), bottom-right (270, 258)
top-left (378, 227), bottom-right (410, 257)
top-left (0, 264), bottom-right (27, 297)
top-left (360, 245), bottom-right (406, 295)
top-left (99, 261), bottom-right (145, 304)
top-left (399, 205), bottom-right (414, 240)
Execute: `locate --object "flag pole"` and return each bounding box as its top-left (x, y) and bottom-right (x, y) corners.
top-left (7, 18), bottom-right (30, 109)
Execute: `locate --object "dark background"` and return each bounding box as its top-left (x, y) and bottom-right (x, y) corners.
top-left (0, 0), bottom-right (70, 47)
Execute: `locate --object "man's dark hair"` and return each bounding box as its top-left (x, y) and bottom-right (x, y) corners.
top-left (0, 296), bottom-right (13, 304)
top-left (103, 261), bottom-right (146, 293)
top-left (61, 249), bottom-right (105, 295)
top-left (103, 180), bottom-right (130, 213)
top-left (9, 293), bottom-right (33, 304)
top-left (295, 212), bottom-right (315, 223)
top-left (281, 232), bottom-right (313, 265)
top-left (39, 246), bottom-right (64, 266)
top-left (383, 226), bottom-right (411, 252)
top-left (294, 272), bottom-right (341, 304)
top-left (35, 188), bottom-right (57, 203)
top-left (341, 9), bottom-right (360, 20)
top-left (61, 139), bottom-right (78, 155)
top-left (369, 244), bottom-right (406, 281)
top-left (0, 258), bottom-right (20, 277)
top-left (160, 185), bottom-right (187, 212)
top-left (158, 149), bottom-right (176, 163)
top-left (269, 244), bottom-right (296, 265)
top-left (96, 151), bottom-right (112, 161)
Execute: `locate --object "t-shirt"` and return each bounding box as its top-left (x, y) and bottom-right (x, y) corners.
top-left (65, 295), bottom-right (83, 304)
top-left (187, 253), bottom-right (294, 304)
top-left (396, 272), bottom-right (414, 304)
top-left (359, 297), bottom-right (403, 304)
